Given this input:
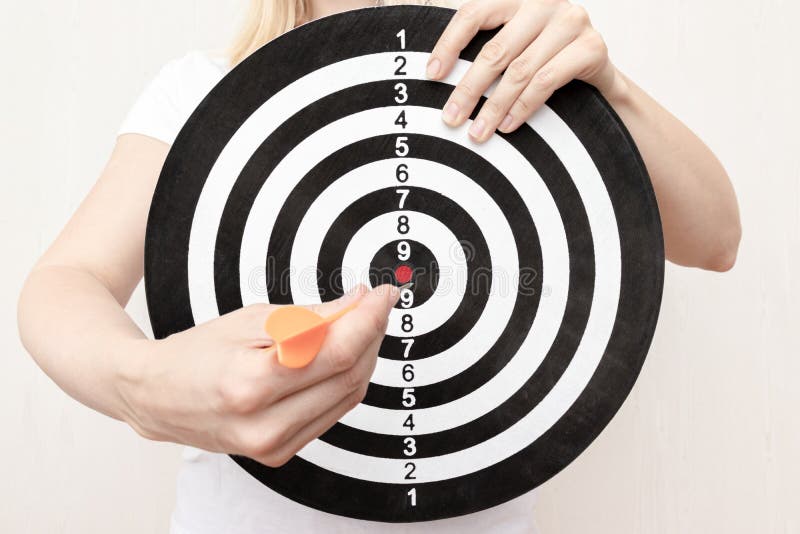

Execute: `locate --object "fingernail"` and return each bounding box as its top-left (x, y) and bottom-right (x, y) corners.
top-left (426, 57), bottom-right (441, 79)
top-left (388, 285), bottom-right (401, 304)
top-left (442, 101), bottom-right (459, 124)
top-left (469, 117), bottom-right (486, 138)
top-left (499, 113), bottom-right (513, 131)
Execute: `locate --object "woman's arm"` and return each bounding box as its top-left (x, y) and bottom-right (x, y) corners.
top-left (427, 0), bottom-right (741, 271)
top-left (17, 134), bottom-right (167, 422)
top-left (17, 134), bottom-right (398, 466)
top-left (601, 71), bottom-right (741, 272)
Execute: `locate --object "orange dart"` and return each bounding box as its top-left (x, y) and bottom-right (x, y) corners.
top-left (265, 283), bottom-right (411, 368)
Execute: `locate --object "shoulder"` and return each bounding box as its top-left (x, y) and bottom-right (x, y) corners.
top-left (154, 49), bottom-right (231, 119)
top-left (117, 50), bottom-right (231, 145)
top-left (159, 49), bottom-right (230, 86)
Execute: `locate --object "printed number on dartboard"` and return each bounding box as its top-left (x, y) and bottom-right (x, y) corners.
top-left (395, 26), bottom-right (417, 510)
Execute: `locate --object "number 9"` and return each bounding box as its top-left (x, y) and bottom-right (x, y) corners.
top-left (397, 241), bottom-right (411, 260)
top-left (400, 288), bottom-right (414, 308)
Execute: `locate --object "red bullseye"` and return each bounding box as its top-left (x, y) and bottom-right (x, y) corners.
top-left (394, 264), bottom-right (413, 285)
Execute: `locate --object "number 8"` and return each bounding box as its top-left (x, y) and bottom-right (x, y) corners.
top-left (397, 215), bottom-right (409, 234)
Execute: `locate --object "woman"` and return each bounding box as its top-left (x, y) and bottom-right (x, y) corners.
top-left (17, 0), bottom-right (741, 532)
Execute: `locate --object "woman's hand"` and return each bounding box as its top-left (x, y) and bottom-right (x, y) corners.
top-left (427, 1), bottom-right (740, 270)
top-left (427, 0), bottom-right (623, 143)
top-left (117, 284), bottom-right (398, 467)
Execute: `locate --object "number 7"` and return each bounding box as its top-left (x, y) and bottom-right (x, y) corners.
top-left (401, 338), bottom-right (414, 358)
top-left (396, 188), bottom-right (410, 209)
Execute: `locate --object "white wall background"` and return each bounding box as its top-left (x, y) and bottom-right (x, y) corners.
top-left (1, 1), bottom-right (797, 533)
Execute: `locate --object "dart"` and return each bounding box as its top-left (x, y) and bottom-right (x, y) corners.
top-left (266, 283), bottom-right (413, 369)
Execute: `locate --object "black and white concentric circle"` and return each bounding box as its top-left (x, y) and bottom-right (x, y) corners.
top-left (145, 5), bottom-right (664, 523)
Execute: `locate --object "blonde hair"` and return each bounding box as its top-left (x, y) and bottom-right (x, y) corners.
top-left (228, 0), bottom-right (452, 66)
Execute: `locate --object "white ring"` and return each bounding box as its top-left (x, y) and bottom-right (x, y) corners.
top-left (339, 211), bottom-right (466, 338)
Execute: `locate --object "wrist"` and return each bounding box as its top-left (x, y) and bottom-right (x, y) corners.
top-left (113, 337), bottom-right (163, 440)
top-left (601, 65), bottom-right (633, 109)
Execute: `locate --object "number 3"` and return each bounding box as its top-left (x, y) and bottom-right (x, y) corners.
top-left (394, 82), bottom-right (408, 104)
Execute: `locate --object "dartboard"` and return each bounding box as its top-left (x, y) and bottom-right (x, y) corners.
top-left (145, 4), bottom-right (664, 523)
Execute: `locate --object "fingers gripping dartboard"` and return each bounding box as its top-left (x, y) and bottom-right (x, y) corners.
top-left (144, 5), bottom-right (664, 523)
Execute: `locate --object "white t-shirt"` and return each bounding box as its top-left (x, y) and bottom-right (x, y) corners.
top-left (117, 49), bottom-right (539, 534)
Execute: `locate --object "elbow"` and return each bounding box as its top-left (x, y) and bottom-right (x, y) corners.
top-left (16, 275), bottom-right (35, 358)
top-left (701, 223), bottom-right (742, 273)
top-left (704, 247), bottom-right (738, 273)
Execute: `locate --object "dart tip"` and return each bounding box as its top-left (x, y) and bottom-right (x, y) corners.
top-left (398, 282), bottom-right (413, 290)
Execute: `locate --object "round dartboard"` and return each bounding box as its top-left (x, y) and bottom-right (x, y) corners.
top-left (145, 4), bottom-right (664, 523)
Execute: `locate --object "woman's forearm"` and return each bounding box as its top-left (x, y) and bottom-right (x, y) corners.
top-left (17, 264), bottom-right (146, 424)
top-left (606, 69), bottom-right (742, 271)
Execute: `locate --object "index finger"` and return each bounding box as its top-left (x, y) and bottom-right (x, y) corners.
top-left (426, 0), bottom-right (518, 81)
top-left (260, 284), bottom-right (400, 403)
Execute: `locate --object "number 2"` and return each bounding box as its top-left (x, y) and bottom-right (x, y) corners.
top-left (394, 55), bottom-right (407, 76)
top-left (404, 462), bottom-right (417, 480)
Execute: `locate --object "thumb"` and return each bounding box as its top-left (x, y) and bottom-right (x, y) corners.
top-left (308, 283), bottom-right (369, 317)
top-left (323, 284), bottom-right (401, 351)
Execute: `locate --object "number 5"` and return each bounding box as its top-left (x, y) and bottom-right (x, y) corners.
top-left (395, 136), bottom-right (409, 156)
top-left (402, 388), bottom-right (415, 407)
